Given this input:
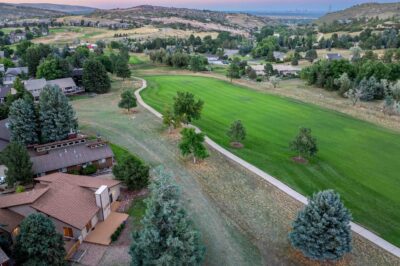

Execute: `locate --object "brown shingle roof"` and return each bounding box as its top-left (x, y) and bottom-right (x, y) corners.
top-left (30, 141), bottom-right (114, 174)
top-left (0, 208), bottom-right (24, 233)
top-left (0, 247), bottom-right (9, 264)
top-left (35, 173), bottom-right (120, 189)
top-left (0, 187), bottom-right (49, 208)
top-left (31, 181), bottom-right (99, 229)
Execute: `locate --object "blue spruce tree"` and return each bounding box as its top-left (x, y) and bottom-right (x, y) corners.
top-left (289, 190), bottom-right (352, 261)
top-left (130, 168), bottom-right (205, 265)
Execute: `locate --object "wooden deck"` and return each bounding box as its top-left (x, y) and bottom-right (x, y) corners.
top-left (84, 212), bottom-right (129, 245)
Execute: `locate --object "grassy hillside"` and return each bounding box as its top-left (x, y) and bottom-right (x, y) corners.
top-left (318, 2), bottom-right (400, 24)
top-left (19, 3), bottom-right (96, 15)
top-left (141, 75), bottom-right (400, 247)
top-left (90, 5), bottom-right (273, 32)
top-left (0, 3), bottom-right (66, 19)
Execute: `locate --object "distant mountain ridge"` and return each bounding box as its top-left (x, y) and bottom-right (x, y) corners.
top-left (317, 2), bottom-right (400, 24)
top-left (0, 2), bottom-right (67, 19)
top-left (90, 5), bottom-right (274, 32)
top-left (18, 3), bottom-right (97, 15)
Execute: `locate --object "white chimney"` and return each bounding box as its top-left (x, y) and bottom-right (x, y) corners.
top-left (95, 185), bottom-right (111, 221)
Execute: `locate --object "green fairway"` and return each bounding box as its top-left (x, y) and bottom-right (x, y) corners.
top-left (141, 75), bottom-right (400, 247)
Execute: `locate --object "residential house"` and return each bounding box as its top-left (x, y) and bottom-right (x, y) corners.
top-left (8, 32), bottom-right (26, 44)
top-left (0, 173), bottom-right (127, 258)
top-left (325, 53), bottom-right (343, 61)
top-left (0, 64), bottom-right (4, 74)
top-left (0, 247), bottom-right (10, 266)
top-left (0, 119), bottom-right (10, 152)
top-left (3, 67), bottom-right (28, 85)
top-left (0, 85), bottom-right (12, 104)
top-left (0, 52), bottom-right (4, 59)
top-left (24, 77), bottom-right (83, 99)
top-left (29, 136), bottom-right (114, 176)
top-left (24, 78), bottom-right (47, 100)
top-left (47, 77), bottom-right (83, 95)
top-left (272, 64), bottom-right (301, 76)
top-left (273, 51), bottom-right (286, 62)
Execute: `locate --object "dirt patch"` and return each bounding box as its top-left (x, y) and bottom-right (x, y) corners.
top-left (292, 156), bottom-right (308, 164)
top-left (117, 188), bottom-right (149, 213)
top-left (230, 141), bottom-right (244, 148)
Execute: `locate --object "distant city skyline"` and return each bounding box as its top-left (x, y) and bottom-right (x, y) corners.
top-left (1, 0), bottom-right (399, 12)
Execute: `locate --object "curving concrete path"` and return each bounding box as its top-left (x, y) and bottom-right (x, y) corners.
top-left (133, 77), bottom-right (400, 258)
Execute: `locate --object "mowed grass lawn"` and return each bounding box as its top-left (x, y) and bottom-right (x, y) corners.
top-left (141, 75), bottom-right (400, 247)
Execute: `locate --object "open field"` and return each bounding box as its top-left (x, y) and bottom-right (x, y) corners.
top-left (32, 25), bottom-right (219, 45)
top-left (140, 75), bottom-right (400, 247)
top-left (72, 77), bottom-right (400, 265)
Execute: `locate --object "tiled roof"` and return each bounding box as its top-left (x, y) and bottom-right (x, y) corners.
top-left (0, 85), bottom-right (11, 98)
top-left (31, 181), bottom-right (99, 229)
top-left (0, 187), bottom-right (49, 208)
top-left (35, 172), bottom-right (120, 189)
top-left (30, 141), bottom-right (114, 174)
top-left (0, 208), bottom-right (24, 233)
top-left (0, 119), bottom-right (10, 142)
top-left (24, 78), bottom-right (46, 98)
top-left (0, 247), bottom-right (9, 264)
top-left (5, 67), bottom-right (28, 76)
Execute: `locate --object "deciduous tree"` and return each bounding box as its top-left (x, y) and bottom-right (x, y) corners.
top-left (83, 58), bottom-right (111, 94)
top-left (289, 190), bottom-right (352, 261)
top-left (290, 127), bottom-right (318, 160)
top-left (112, 155), bottom-right (149, 191)
top-left (179, 128), bottom-right (208, 164)
top-left (173, 91), bottom-right (203, 124)
top-left (227, 120), bottom-right (246, 145)
top-left (118, 90), bottom-right (137, 112)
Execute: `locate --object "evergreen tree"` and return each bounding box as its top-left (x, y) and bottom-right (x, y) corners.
top-left (305, 49), bottom-right (318, 62)
top-left (14, 213), bottom-right (66, 265)
top-left (114, 58), bottom-right (131, 79)
top-left (263, 63), bottom-right (274, 80)
top-left (112, 155), bottom-right (149, 191)
top-left (39, 85), bottom-right (78, 143)
top-left (130, 169), bottom-right (205, 265)
top-left (118, 90), bottom-right (137, 112)
top-left (8, 98), bottom-right (38, 145)
top-left (83, 58), bottom-right (111, 93)
top-left (173, 92), bottom-right (203, 124)
top-left (227, 120), bottom-right (246, 144)
top-left (179, 128), bottom-right (208, 164)
top-left (1, 142), bottom-right (33, 187)
top-left (289, 190), bottom-right (352, 261)
top-left (290, 127), bottom-right (318, 160)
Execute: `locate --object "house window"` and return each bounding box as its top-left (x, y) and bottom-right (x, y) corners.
top-left (85, 221), bottom-right (92, 232)
top-left (63, 227), bottom-right (73, 238)
top-left (61, 168), bottom-right (67, 173)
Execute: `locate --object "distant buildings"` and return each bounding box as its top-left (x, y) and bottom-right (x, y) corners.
top-left (325, 53), bottom-right (343, 61)
top-left (273, 51), bottom-right (286, 62)
top-left (3, 67), bottom-right (28, 85)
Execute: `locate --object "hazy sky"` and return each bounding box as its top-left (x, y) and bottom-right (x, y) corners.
top-left (2, 0), bottom-right (399, 11)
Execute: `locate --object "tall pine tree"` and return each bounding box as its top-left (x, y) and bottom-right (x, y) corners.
top-left (39, 85), bottom-right (78, 143)
top-left (1, 142), bottom-right (33, 187)
top-left (8, 98), bottom-right (38, 145)
top-left (130, 168), bottom-right (205, 265)
top-left (289, 190), bottom-right (352, 261)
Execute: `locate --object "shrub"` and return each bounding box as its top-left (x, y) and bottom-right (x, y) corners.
top-left (111, 222), bottom-right (126, 242)
top-left (81, 164), bottom-right (97, 175)
top-left (15, 185), bottom-right (25, 193)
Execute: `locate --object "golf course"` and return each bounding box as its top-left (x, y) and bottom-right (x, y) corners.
top-left (140, 74), bottom-right (400, 247)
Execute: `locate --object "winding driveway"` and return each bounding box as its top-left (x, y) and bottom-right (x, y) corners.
top-left (134, 76), bottom-right (400, 258)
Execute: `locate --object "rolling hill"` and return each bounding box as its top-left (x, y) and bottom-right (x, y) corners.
top-left (90, 5), bottom-right (274, 33)
top-left (19, 3), bottom-right (96, 15)
top-left (0, 3), bottom-right (66, 19)
top-left (318, 2), bottom-right (400, 24)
